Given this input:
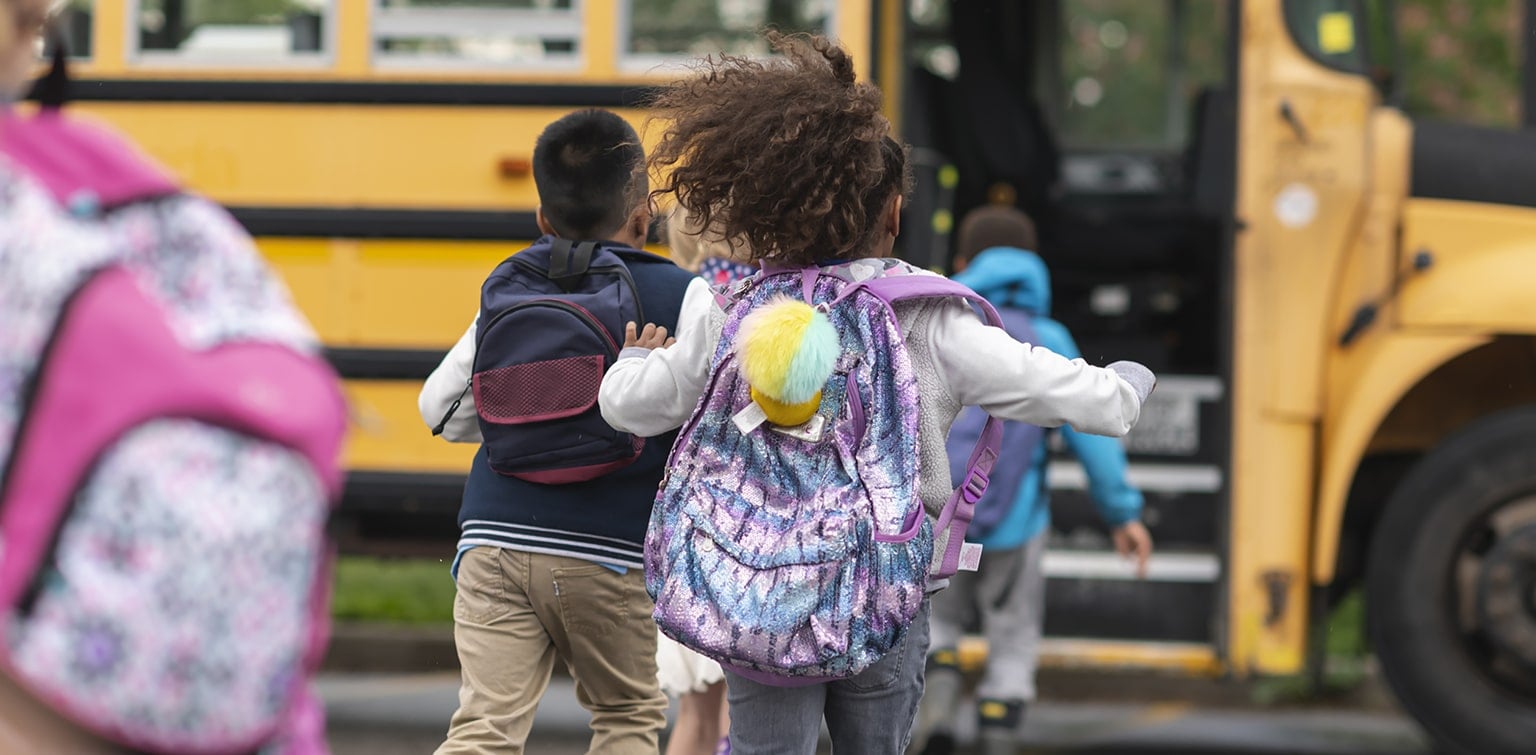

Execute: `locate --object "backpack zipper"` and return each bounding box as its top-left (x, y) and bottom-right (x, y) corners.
top-left (509, 256), bottom-right (647, 326)
top-left (477, 298), bottom-right (620, 357)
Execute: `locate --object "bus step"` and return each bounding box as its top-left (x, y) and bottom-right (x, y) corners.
top-left (956, 636), bottom-right (1222, 677)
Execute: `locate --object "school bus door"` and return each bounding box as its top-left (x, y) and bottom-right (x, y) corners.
top-left (892, 0), bottom-right (1236, 674)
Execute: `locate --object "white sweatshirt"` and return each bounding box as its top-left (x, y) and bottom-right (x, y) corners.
top-left (599, 275), bottom-right (1151, 517)
top-left (419, 316), bottom-right (482, 444)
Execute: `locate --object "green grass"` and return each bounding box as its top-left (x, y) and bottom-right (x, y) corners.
top-left (1251, 590), bottom-right (1371, 705)
top-left (330, 556), bottom-right (456, 625)
top-left (1324, 590), bottom-right (1368, 658)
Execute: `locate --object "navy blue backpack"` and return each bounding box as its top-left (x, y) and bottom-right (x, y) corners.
top-left (458, 237), bottom-right (645, 484)
top-left (945, 305), bottom-right (1045, 539)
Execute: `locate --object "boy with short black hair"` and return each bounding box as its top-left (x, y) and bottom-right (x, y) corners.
top-left (421, 108), bottom-right (705, 755)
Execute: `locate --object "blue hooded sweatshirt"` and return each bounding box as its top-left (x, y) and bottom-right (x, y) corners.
top-left (950, 247), bottom-right (1144, 550)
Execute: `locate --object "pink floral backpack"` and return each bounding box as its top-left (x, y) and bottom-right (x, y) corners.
top-left (0, 99), bottom-right (345, 753)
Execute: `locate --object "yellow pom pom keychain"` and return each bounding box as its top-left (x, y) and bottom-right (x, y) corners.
top-left (733, 297), bottom-right (841, 428)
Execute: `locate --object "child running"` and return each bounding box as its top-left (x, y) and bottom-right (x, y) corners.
top-left (599, 33), bottom-right (1154, 755)
top-left (913, 205), bottom-right (1153, 755)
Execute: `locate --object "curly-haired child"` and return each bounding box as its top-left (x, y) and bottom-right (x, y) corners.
top-left (599, 33), bottom-right (1154, 755)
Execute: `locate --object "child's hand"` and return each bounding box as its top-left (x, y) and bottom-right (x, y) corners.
top-left (625, 322), bottom-right (677, 350)
top-left (1107, 361), bottom-right (1156, 404)
top-left (1112, 521), bottom-right (1154, 578)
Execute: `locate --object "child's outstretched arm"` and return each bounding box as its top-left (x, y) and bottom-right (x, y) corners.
top-left (928, 300), bottom-right (1153, 436)
top-left (599, 278), bottom-right (717, 437)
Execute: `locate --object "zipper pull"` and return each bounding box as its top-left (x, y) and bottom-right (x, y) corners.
top-left (432, 378), bottom-right (472, 436)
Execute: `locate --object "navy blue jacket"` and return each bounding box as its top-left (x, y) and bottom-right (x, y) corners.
top-left (456, 238), bottom-right (695, 568)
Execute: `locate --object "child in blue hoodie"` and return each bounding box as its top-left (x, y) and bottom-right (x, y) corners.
top-left (913, 206), bottom-right (1154, 755)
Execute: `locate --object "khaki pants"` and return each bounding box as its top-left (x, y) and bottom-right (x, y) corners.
top-left (436, 547), bottom-right (667, 755)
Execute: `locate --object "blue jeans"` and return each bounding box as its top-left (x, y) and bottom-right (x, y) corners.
top-left (723, 600), bottom-right (931, 754)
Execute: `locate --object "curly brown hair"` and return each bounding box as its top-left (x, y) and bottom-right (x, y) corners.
top-left (647, 32), bottom-right (910, 266)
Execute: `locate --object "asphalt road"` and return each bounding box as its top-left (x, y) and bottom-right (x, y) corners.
top-left (320, 673), bottom-right (1430, 754)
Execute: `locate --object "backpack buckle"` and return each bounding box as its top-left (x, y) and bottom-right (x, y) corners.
top-left (961, 468), bottom-right (990, 503)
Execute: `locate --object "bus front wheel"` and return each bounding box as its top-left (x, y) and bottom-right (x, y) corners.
top-left (1367, 406), bottom-right (1536, 755)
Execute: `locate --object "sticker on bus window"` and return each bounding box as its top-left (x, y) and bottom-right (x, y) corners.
top-left (1318, 12), bottom-right (1355, 54)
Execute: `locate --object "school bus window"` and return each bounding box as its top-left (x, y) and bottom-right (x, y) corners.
top-left (135, 0), bottom-right (330, 60)
top-left (621, 0), bottom-right (832, 67)
top-left (1282, 0), bottom-right (1368, 72)
top-left (49, 0), bottom-right (93, 59)
top-left (374, 0), bottom-right (581, 68)
top-left (1055, 0), bottom-right (1228, 151)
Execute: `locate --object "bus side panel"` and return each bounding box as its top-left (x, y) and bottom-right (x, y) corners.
top-left (68, 103), bottom-right (653, 210)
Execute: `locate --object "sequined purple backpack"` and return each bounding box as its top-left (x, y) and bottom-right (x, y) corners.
top-left (646, 259), bottom-right (1004, 684)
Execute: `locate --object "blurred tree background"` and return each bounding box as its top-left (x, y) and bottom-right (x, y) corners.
top-left (1395, 0), bottom-right (1525, 127)
top-left (1052, 0), bottom-right (1527, 147)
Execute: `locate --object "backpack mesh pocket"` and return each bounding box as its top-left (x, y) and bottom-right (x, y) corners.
top-left (473, 355), bottom-right (604, 424)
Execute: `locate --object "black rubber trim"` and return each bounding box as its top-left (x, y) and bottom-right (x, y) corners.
top-left (1410, 119), bottom-right (1536, 209)
top-left (326, 347), bottom-right (447, 381)
top-left (340, 471), bottom-right (465, 512)
top-left (333, 471), bottom-right (465, 555)
top-left (228, 207), bottom-right (541, 240)
top-left (1527, 1), bottom-right (1536, 128)
top-left (31, 78), bottom-right (658, 107)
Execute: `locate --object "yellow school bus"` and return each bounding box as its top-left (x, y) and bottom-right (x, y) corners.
top-left (45, 0), bottom-right (868, 545)
top-left (40, 1), bottom-right (1536, 750)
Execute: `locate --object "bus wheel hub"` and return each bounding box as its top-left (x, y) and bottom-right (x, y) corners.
top-left (1478, 523), bottom-right (1536, 673)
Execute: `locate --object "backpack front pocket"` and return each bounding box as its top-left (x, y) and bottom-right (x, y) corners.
top-left (654, 518), bottom-right (858, 674)
top-left (474, 299), bottom-right (641, 482)
top-left (5, 420), bottom-right (327, 754)
top-left (474, 354), bottom-right (605, 424)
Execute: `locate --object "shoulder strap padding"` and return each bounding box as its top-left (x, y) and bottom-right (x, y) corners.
top-left (0, 110), bottom-right (178, 210)
top-left (857, 272), bottom-right (1004, 579)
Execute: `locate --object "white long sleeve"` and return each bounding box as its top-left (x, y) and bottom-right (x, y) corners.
top-left (600, 283), bottom-right (1144, 442)
top-left (926, 298), bottom-right (1141, 436)
top-left (599, 277), bottom-right (716, 437)
top-left (418, 316), bottom-right (482, 443)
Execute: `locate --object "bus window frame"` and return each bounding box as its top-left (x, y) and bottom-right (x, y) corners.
top-left (1279, 0), bottom-right (1372, 77)
top-left (126, 0), bottom-right (338, 69)
top-left (614, 0), bottom-right (838, 75)
top-left (49, 1), bottom-right (94, 61)
top-left (371, 0), bottom-right (585, 73)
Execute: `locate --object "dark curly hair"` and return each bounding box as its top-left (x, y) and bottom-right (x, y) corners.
top-left (647, 32), bottom-right (910, 265)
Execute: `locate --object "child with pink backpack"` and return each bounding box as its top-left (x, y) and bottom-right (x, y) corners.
top-left (0, 16), bottom-right (345, 755)
top-left (599, 33), bottom-right (1155, 754)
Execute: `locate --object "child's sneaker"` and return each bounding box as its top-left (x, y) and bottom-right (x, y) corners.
top-left (977, 698), bottom-right (1028, 755)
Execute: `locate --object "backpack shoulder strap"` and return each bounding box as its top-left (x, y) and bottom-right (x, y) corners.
top-left (859, 273), bottom-right (1004, 580)
top-left (547, 238), bottom-right (599, 292)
